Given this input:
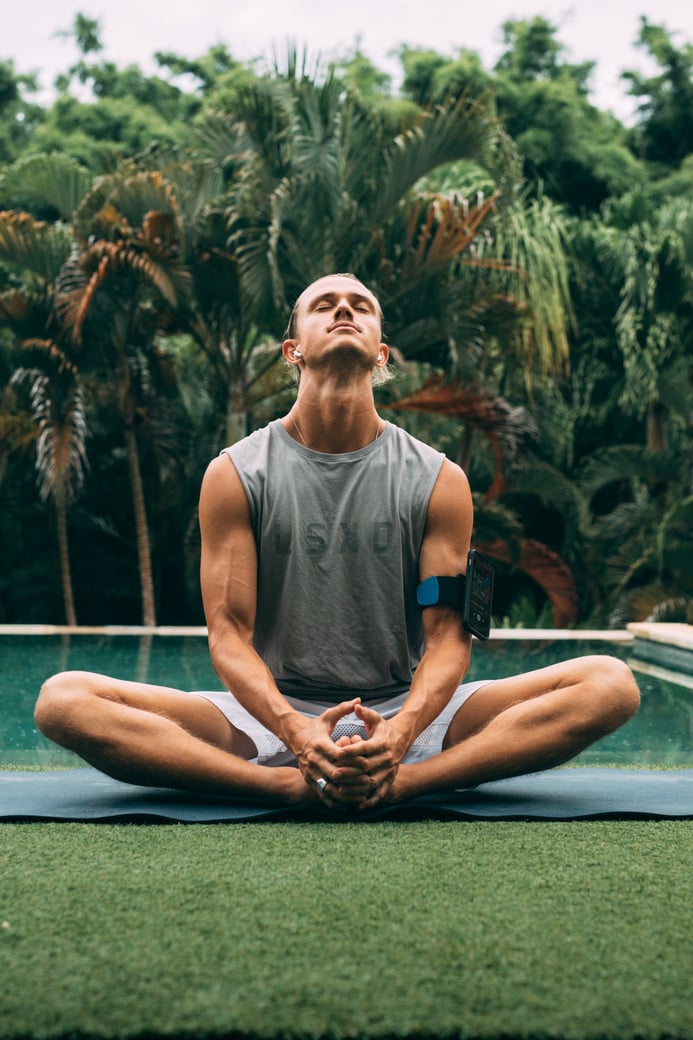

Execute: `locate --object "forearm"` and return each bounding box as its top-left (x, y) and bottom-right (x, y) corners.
top-left (209, 629), bottom-right (364, 800)
top-left (387, 625), bottom-right (471, 754)
top-left (208, 631), bottom-right (308, 752)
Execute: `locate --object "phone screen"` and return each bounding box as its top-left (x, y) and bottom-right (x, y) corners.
top-left (463, 550), bottom-right (494, 639)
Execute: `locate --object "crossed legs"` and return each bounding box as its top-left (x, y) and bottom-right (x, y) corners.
top-left (34, 672), bottom-right (308, 803)
top-left (35, 654), bottom-right (640, 807)
top-left (390, 654), bottom-right (640, 801)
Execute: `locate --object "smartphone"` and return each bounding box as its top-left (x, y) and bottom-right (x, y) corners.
top-left (463, 550), bottom-right (494, 640)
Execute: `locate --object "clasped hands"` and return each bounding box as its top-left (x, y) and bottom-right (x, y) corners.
top-left (294, 698), bottom-right (405, 812)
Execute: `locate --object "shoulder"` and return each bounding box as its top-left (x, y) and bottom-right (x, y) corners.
top-left (417, 457), bottom-right (473, 575)
top-left (204, 422), bottom-right (278, 498)
top-left (426, 458), bottom-right (473, 529)
top-left (199, 453), bottom-right (249, 532)
top-left (434, 456), bottom-right (471, 496)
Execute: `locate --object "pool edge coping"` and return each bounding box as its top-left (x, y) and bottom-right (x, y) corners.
top-left (0, 624), bottom-right (635, 640)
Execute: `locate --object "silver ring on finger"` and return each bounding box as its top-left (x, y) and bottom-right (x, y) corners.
top-left (316, 777), bottom-right (327, 793)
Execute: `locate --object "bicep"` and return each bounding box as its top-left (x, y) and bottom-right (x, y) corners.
top-left (419, 459), bottom-right (473, 581)
top-left (416, 458), bottom-right (474, 667)
top-left (198, 455), bottom-right (257, 644)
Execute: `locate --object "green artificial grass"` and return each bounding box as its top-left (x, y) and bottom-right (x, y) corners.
top-left (1, 821), bottom-right (692, 1040)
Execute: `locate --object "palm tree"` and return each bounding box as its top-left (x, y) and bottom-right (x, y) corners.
top-left (156, 158), bottom-right (279, 446)
top-left (55, 165), bottom-right (192, 626)
top-left (580, 445), bottom-right (692, 625)
top-left (0, 207), bottom-right (86, 622)
top-left (11, 341), bottom-right (87, 625)
top-left (1, 155), bottom-right (195, 625)
top-left (587, 191), bottom-right (693, 452)
top-left (192, 63), bottom-right (521, 440)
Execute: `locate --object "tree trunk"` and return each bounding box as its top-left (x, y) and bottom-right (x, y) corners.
top-left (124, 425), bottom-right (157, 627)
top-left (55, 496), bottom-right (77, 627)
top-left (117, 346), bottom-right (156, 627)
top-left (457, 425), bottom-right (474, 475)
top-left (646, 400), bottom-right (668, 453)
top-left (225, 381), bottom-right (247, 447)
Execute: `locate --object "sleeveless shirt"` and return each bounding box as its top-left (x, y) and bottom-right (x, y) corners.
top-left (222, 420), bottom-right (444, 703)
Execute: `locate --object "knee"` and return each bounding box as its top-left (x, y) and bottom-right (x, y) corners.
top-left (585, 655), bottom-right (641, 727)
top-left (34, 671), bottom-right (90, 740)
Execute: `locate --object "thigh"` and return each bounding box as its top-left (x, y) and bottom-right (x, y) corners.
top-left (403, 680), bottom-right (490, 764)
top-left (442, 656), bottom-right (611, 748)
top-left (57, 671), bottom-right (258, 758)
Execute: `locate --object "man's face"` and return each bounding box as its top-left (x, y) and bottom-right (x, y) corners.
top-left (287, 275), bottom-right (385, 371)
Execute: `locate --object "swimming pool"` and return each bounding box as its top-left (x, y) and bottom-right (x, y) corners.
top-left (1, 633), bottom-right (691, 768)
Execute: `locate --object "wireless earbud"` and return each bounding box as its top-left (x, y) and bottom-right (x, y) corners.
top-left (293, 349), bottom-right (302, 358)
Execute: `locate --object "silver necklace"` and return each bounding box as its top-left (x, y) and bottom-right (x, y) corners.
top-left (290, 410), bottom-right (383, 450)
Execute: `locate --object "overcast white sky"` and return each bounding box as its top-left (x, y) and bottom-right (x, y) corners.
top-left (7, 0), bottom-right (693, 123)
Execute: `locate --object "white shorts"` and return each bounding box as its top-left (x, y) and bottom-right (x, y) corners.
top-left (195, 680), bottom-right (490, 766)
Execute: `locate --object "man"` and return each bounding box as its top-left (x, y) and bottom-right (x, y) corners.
top-left (35, 273), bottom-right (640, 813)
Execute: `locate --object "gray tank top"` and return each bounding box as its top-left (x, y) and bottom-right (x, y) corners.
top-left (223, 420), bottom-right (444, 703)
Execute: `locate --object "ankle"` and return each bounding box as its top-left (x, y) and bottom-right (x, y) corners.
top-left (271, 766), bottom-right (313, 806)
top-left (387, 764), bottom-right (420, 804)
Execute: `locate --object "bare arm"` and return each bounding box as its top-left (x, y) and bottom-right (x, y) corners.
top-left (325, 458), bottom-right (473, 809)
top-left (386, 457), bottom-right (474, 750)
top-left (199, 455), bottom-right (358, 784)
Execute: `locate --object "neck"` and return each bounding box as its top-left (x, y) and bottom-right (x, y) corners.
top-left (285, 384), bottom-right (383, 453)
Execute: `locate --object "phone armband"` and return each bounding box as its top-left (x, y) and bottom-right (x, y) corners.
top-left (416, 550), bottom-right (494, 640)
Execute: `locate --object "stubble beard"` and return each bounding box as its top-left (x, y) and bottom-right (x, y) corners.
top-left (313, 342), bottom-right (376, 384)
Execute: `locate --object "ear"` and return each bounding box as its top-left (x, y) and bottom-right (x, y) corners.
top-left (282, 339), bottom-right (303, 365)
top-left (375, 343), bottom-right (389, 367)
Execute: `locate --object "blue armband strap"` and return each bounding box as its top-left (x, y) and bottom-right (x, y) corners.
top-left (416, 574), bottom-right (466, 609)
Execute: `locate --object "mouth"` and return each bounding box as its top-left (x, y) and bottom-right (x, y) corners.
top-left (329, 321), bottom-right (360, 333)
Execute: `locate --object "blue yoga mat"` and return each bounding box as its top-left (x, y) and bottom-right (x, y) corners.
top-left (1, 767), bottom-right (692, 821)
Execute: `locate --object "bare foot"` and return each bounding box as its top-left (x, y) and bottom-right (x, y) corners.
top-left (271, 766), bottom-right (318, 806)
top-left (381, 763), bottom-right (417, 805)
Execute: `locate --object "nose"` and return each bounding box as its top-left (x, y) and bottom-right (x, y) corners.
top-left (334, 299), bottom-right (353, 320)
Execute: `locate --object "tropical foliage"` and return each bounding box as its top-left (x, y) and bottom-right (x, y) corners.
top-left (0, 13), bottom-right (690, 627)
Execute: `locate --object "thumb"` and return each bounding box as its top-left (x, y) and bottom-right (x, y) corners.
top-left (354, 701), bottom-right (384, 736)
top-left (319, 697), bottom-right (361, 730)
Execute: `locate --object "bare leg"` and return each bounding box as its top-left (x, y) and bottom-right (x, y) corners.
top-left (34, 671), bottom-right (309, 804)
top-left (390, 655), bottom-right (641, 801)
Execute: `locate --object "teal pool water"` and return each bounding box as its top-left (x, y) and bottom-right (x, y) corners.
top-left (1, 635), bottom-right (691, 767)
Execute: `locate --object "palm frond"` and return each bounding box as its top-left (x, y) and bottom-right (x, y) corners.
top-left (478, 536), bottom-right (578, 627)
top-left (231, 78), bottom-right (295, 182)
top-left (0, 212), bottom-right (74, 282)
top-left (0, 153), bottom-right (91, 219)
top-left (73, 170), bottom-right (180, 243)
top-left (0, 288), bottom-right (30, 323)
top-left (608, 582), bottom-right (682, 628)
top-left (58, 238), bottom-right (186, 343)
top-left (56, 252), bottom-right (109, 343)
top-left (506, 460), bottom-right (589, 549)
top-left (645, 597), bottom-right (692, 624)
top-left (589, 501), bottom-right (657, 552)
top-left (11, 340), bottom-right (88, 505)
top-left (159, 163), bottom-right (226, 231)
top-left (488, 193), bottom-right (573, 377)
top-left (658, 496), bottom-right (693, 579)
top-left (579, 444), bottom-right (678, 500)
top-left (190, 113), bottom-right (246, 172)
top-left (399, 192), bottom-right (500, 285)
top-left (387, 374), bottom-right (536, 497)
top-left (471, 498), bottom-right (524, 564)
top-left (373, 95), bottom-right (504, 225)
top-left (604, 531), bottom-right (654, 594)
